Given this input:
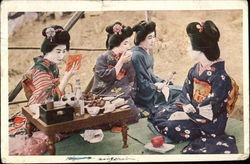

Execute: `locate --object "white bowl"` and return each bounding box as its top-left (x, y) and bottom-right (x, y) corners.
top-left (87, 106), bottom-right (100, 116)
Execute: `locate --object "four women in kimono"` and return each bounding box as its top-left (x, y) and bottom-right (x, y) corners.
top-left (24, 19), bottom-right (238, 154)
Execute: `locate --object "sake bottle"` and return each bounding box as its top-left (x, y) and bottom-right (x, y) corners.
top-left (75, 78), bottom-right (82, 108)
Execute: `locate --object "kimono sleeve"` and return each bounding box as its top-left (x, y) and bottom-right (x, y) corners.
top-left (132, 53), bottom-right (158, 96)
top-left (94, 54), bottom-right (116, 83)
top-left (151, 70), bottom-right (165, 83)
top-left (122, 61), bottom-right (136, 84)
top-left (148, 55), bottom-right (164, 83)
top-left (29, 70), bottom-right (62, 104)
top-left (177, 67), bottom-right (195, 105)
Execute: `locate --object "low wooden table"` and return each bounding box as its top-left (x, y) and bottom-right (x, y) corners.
top-left (22, 106), bottom-right (132, 155)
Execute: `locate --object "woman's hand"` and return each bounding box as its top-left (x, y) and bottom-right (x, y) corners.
top-left (59, 61), bottom-right (80, 93)
top-left (119, 50), bottom-right (132, 64)
top-left (115, 50), bottom-right (132, 76)
top-left (64, 61), bottom-right (80, 80)
top-left (155, 82), bottom-right (170, 101)
top-left (155, 82), bottom-right (165, 91)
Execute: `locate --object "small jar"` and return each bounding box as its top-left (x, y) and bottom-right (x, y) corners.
top-left (46, 96), bottom-right (54, 110)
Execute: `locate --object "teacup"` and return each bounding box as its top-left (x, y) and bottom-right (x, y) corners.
top-left (86, 106), bottom-right (100, 116)
top-left (151, 136), bottom-right (164, 148)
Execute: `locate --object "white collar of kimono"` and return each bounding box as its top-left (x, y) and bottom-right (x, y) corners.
top-left (198, 58), bottom-right (224, 76)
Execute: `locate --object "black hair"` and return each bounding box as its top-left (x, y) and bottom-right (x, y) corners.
top-left (105, 22), bottom-right (133, 50)
top-left (41, 25), bottom-right (70, 55)
top-left (132, 20), bottom-right (156, 45)
top-left (186, 20), bottom-right (220, 61)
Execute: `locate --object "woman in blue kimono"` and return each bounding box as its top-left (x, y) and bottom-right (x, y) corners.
top-left (131, 20), bottom-right (181, 114)
top-left (91, 22), bottom-right (140, 125)
top-left (150, 20), bottom-right (238, 154)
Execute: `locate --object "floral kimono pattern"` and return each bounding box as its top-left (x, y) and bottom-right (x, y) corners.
top-left (91, 51), bottom-right (136, 97)
top-left (91, 51), bottom-right (140, 123)
top-left (28, 56), bottom-right (62, 105)
top-left (150, 60), bottom-right (238, 154)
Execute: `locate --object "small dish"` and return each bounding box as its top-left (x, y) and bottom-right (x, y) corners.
top-left (103, 101), bottom-right (116, 113)
top-left (86, 106), bottom-right (100, 116)
top-left (144, 143), bottom-right (175, 153)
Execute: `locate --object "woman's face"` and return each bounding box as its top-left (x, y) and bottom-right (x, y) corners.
top-left (139, 32), bottom-right (156, 50)
top-left (44, 44), bottom-right (67, 64)
top-left (117, 37), bottom-right (131, 54)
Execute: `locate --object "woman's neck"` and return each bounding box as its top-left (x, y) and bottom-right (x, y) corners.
top-left (138, 45), bottom-right (149, 53)
top-left (43, 55), bottom-right (55, 64)
top-left (196, 52), bottom-right (213, 67)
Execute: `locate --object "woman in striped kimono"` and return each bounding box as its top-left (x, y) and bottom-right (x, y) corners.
top-left (28, 25), bottom-right (79, 105)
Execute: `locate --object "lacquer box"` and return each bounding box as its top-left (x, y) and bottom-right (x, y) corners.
top-left (39, 104), bottom-right (74, 125)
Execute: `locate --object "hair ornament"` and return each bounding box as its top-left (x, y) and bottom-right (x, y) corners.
top-left (45, 27), bottom-right (56, 42)
top-left (113, 24), bottom-right (123, 35)
top-left (55, 28), bottom-right (63, 33)
top-left (199, 22), bottom-right (204, 32)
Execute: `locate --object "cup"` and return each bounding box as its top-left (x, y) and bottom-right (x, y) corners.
top-left (87, 106), bottom-right (100, 116)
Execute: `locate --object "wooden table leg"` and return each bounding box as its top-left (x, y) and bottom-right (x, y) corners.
top-left (48, 134), bottom-right (56, 155)
top-left (26, 120), bottom-right (34, 137)
top-left (121, 121), bottom-right (128, 148)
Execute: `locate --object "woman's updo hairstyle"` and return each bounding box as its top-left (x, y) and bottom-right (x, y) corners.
top-left (186, 20), bottom-right (220, 61)
top-left (132, 20), bottom-right (156, 45)
top-left (105, 22), bottom-right (133, 50)
top-left (41, 25), bottom-right (70, 55)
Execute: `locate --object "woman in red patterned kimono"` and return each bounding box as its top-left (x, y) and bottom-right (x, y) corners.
top-left (28, 25), bottom-right (79, 105)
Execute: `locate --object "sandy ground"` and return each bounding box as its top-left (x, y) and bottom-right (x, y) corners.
top-left (8, 10), bottom-right (243, 120)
